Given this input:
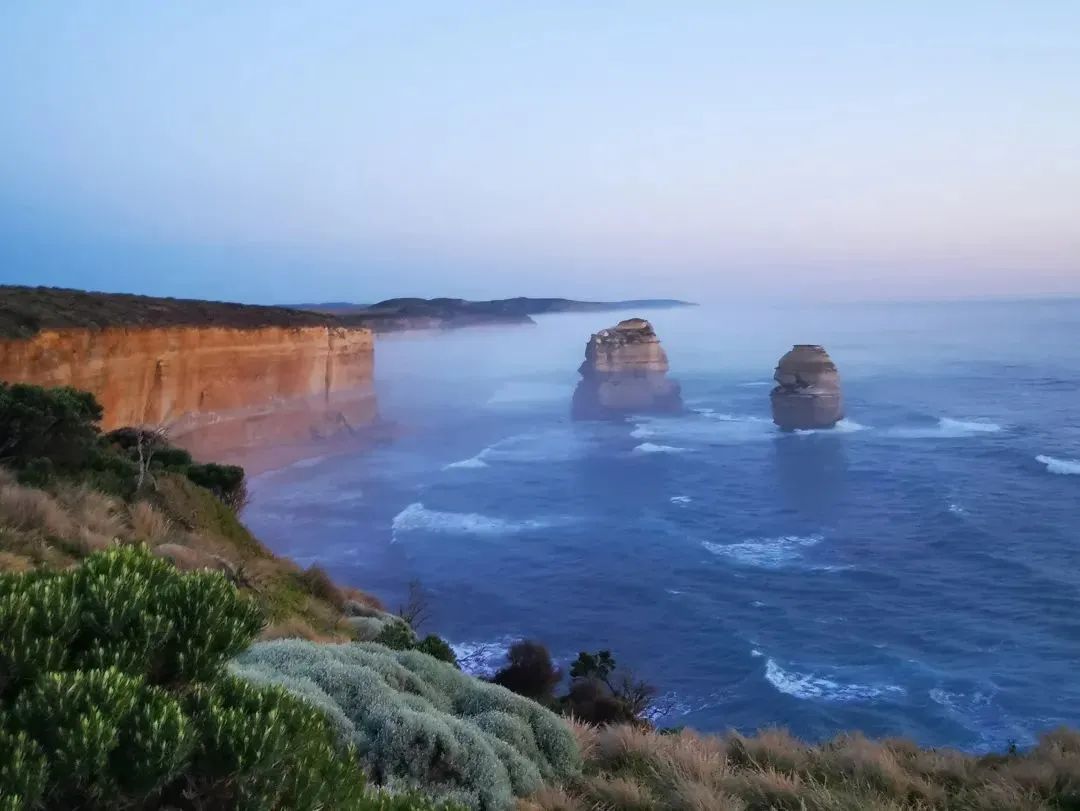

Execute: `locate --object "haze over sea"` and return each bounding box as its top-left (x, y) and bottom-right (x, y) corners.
top-left (246, 298), bottom-right (1080, 751)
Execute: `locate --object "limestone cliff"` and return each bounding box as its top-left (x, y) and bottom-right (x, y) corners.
top-left (572, 318), bottom-right (683, 419)
top-left (770, 344), bottom-right (843, 430)
top-left (0, 325), bottom-right (376, 459)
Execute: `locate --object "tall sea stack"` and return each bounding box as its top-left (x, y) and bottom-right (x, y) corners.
top-left (572, 318), bottom-right (682, 419)
top-left (770, 344), bottom-right (844, 430)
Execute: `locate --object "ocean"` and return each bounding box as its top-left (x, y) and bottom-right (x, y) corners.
top-left (244, 298), bottom-right (1080, 752)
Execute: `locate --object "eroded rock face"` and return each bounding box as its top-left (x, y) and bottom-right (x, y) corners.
top-left (770, 344), bottom-right (844, 430)
top-left (572, 318), bottom-right (682, 419)
top-left (0, 325), bottom-right (377, 458)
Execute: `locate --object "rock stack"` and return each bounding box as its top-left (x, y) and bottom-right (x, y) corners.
top-left (770, 344), bottom-right (844, 430)
top-left (572, 318), bottom-right (683, 419)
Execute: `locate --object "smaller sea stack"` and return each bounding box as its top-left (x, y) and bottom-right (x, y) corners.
top-left (770, 344), bottom-right (844, 430)
top-left (572, 318), bottom-right (682, 419)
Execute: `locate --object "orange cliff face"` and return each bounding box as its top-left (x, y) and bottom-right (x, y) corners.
top-left (0, 325), bottom-right (377, 460)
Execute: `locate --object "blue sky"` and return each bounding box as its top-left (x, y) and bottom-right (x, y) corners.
top-left (1, 2), bottom-right (1077, 303)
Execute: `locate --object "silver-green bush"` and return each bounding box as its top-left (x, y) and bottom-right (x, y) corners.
top-left (232, 640), bottom-right (581, 811)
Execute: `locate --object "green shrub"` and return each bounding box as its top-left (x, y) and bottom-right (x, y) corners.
top-left (0, 545), bottom-right (454, 810)
top-left (185, 462), bottom-right (248, 511)
top-left (417, 634), bottom-right (458, 665)
top-left (233, 639), bottom-right (582, 810)
top-left (0, 383), bottom-right (102, 480)
top-left (374, 617), bottom-right (420, 649)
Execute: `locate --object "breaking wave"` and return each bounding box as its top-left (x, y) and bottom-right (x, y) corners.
top-left (392, 502), bottom-right (554, 539)
top-left (1036, 454), bottom-right (1080, 475)
top-left (702, 534), bottom-right (823, 568)
top-left (765, 658), bottom-right (905, 703)
top-left (444, 429), bottom-right (587, 470)
top-left (670, 495), bottom-right (692, 504)
top-left (795, 419), bottom-right (869, 435)
top-left (887, 418), bottom-right (1003, 439)
top-left (633, 412), bottom-right (776, 444)
top-left (450, 637), bottom-right (516, 677)
top-left (443, 451), bottom-right (490, 470)
top-left (633, 442), bottom-right (690, 454)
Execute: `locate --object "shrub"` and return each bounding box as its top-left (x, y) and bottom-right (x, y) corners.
top-left (493, 640), bottom-right (562, 703)
top-left (0, 545), bottom-right (455, 810)
top-left (298, 564), bottom-right (347, 611)
top-left (185, 462), bottom-right (248, 511)
top-left (233, 639), bottom-right (582, 810)
top-left (417, 634), bottom-right (459, 665)
top-left (374, 617), bottom-right (420, 649)
top-left (563, 651), bottom-right (656, 726)
top-left (0, 383), bottom-right (102, 478)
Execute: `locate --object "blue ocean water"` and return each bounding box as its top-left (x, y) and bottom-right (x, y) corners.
top-left (245, 299), bottom-right (1080, 751)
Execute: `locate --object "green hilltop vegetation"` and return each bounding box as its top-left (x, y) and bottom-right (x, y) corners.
top-left (0, 286), bottom-right (335, 341)
top-left (2, 381), bottom-right (1080, 810)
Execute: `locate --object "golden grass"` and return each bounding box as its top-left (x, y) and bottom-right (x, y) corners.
top-left (129, 500), bottom-right (171, 543)
top-left (532, 723), bottom-right (1078, 811)
top-left (0, 471), bottom-right (358, 641)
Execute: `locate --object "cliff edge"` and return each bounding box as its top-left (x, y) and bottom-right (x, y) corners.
top-left (0, 286), bottom-right (376, 458)
top-left (572, 318), bottom-right (683, 419)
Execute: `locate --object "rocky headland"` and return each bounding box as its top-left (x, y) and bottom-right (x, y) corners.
top-left (770, 344), bottom-right (844, 430)
top-left (301, 296), bottom-right (697, 333)
top-left (0, 286), bottom-right (377, 459)
top-left (572, 318), bottom-right (683, 419)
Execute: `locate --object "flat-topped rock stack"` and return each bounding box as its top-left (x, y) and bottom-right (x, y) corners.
top-left (770, 344), bottom-right (844, 430)
top-left (572, 318), bottom-right (683, 419)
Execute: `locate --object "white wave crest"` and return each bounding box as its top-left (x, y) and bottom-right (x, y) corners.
top-left (737, 381), bottom-right (774, 388)
top-left (765, 659), bottom-right (905, 703)
top-left (795, 419), bottom-right (869, 435)
top-left (633, 442), bottom-right (690, 454)
top-left (444, 451), bottom-right (490, 470)
top-left (702, 534), bottom-right (823, 568)
top-left (633, 412), bottom-right (776, 445)
top-left (1036, 454), bottom-right (1080, 475)
top-left (670, 495), bottom-right (692, 505)
top-left (450, 637), bottom-right (515, 676)
top-left (888, 418), bottom-right (1003, 439)
top-left (392, 502), bottom-right (553, 539)
top-left (445, 429), bottom-right (587, 470)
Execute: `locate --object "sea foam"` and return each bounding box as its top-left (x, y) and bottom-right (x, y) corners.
top-left (702, 534), bottom-right (823, 568)
top-left (888, 418), bottom-right (1003, 439)
top-left (450, 637), bottom-right (517, 676)
top-left (391, 502), bottom-right (553, 539)
top-left (765, 658), bottom-right (905, 703)
top-left (633, 442), bottom-right (690, 454)
top-left (1036, 454), bottom-right (1080, 475)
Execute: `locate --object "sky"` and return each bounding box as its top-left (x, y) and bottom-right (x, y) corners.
top-left (0, 2), bottom-right (1077, 304)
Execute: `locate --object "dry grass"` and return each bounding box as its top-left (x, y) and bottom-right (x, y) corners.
top-left (0, 471), bottom-right (358, 641)
top-left (523, 721), bottom-right (1077, 810)
top-left (129, 500), bottom-right (171, 543)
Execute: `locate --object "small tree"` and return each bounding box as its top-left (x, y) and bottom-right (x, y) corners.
top-left (493, 640), bottom-right (562, 703)
top-left (565, 650), bottom-right (657, 726)
top-left (397, 579), bottom-right (432, 630)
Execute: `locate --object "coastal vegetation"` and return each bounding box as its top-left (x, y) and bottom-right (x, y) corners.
top-left (0, 286), bottom-right (333, 340)
top-left (3, 381), bottom-right (1080, 810)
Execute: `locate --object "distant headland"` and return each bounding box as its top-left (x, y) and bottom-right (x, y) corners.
top-left (295, 296), bottom-right (697, 332)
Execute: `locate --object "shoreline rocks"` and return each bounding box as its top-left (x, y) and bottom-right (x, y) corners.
top-left (572, 318), bottom-right (683, 419)
top-left (770, 344), bottom-right (844, 430)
